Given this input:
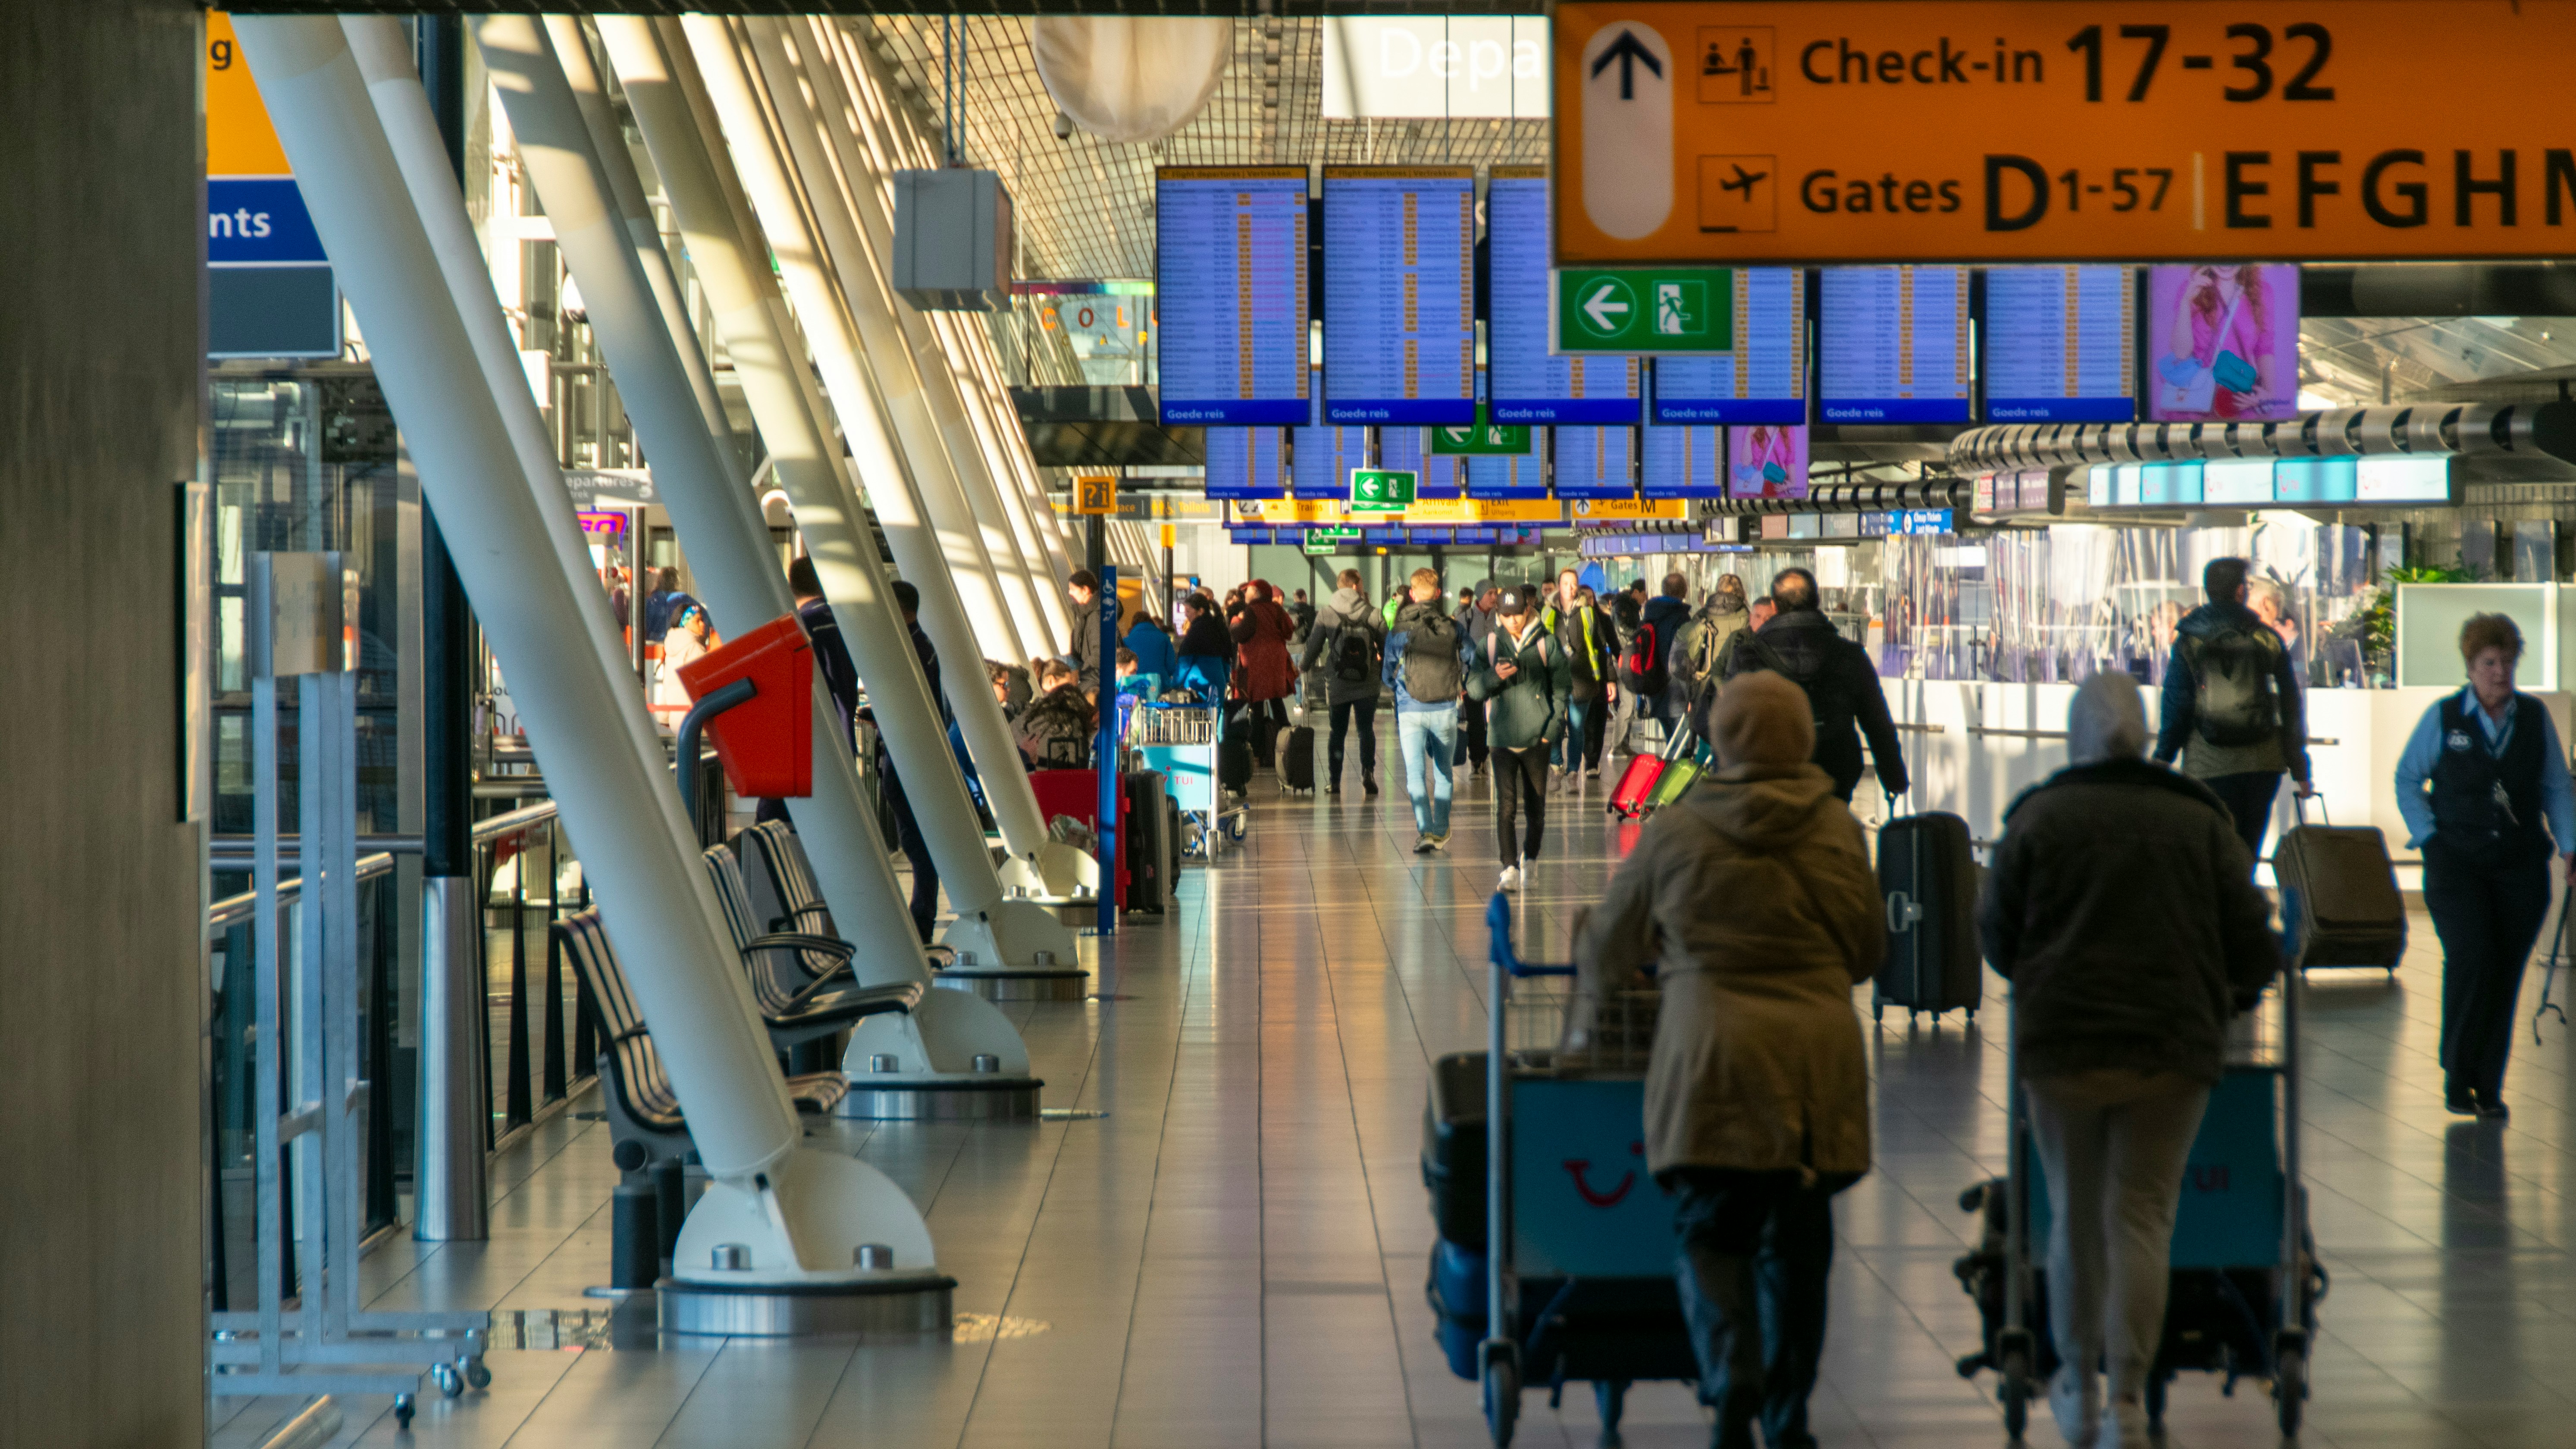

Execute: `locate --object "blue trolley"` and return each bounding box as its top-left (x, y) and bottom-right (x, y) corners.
top-left (1421, 896), bottom-right (1698, 1448)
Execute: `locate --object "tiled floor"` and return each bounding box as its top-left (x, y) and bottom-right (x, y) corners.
top-left (211, 737), bottom-right (2576, 1448)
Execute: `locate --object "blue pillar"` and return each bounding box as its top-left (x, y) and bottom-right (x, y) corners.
top-left (1095, 564), bottom-right (1120, 936)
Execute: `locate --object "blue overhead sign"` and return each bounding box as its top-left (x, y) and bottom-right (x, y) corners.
top-left (208, 177), bottom-right (328, 265)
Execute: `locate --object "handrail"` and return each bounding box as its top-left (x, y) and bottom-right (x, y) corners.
top-left (207, 802), bottom-right (561, 932)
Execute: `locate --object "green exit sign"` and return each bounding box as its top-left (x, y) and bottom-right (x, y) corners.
top-left (1554, 268), bottom-right (1733, 354)
top-left (1432, 402), bottom-right (1531, 455)
top-left (1349, 469), bottom-right (1416, 512)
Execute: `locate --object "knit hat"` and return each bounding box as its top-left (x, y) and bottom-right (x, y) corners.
top-left (1709, 671), bottom-right (1814, 769)
top-left (2067, 671), bottom-right (2149, 765)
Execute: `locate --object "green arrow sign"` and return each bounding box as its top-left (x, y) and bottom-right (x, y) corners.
top-left (1348, 469), bottom-right (1417, 512)
top-left (1431, 401), bottom-right (1532, 455)
top-left (1554, 267), bottom-right (1733, 354)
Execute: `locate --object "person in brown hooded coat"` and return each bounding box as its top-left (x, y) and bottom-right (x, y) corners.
top-left (1574, 671), bottom-right (1884, 1449)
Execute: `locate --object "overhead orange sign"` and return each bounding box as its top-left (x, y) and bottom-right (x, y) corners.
top-left (1555, 1), bottom-right (2576, 264)
top-left (206, 13), bottom-right (289, 177)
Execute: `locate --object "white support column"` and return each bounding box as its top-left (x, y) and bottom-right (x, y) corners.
top-left (473, 17), bottom-right (953, 1006)
top-left (683, 15), bottom-right (1106, 945)
top-left (240, 14), bottom-right (934, 1289)
top-left (602, 18), bottom-right (1086, 977)
top-left (741, 19), bottom-right (1091, 903)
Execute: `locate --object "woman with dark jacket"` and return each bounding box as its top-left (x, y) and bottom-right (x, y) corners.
top-left (1229, 580), bottom-right (1299, 767)
top-left (1296, 569), bottom-right (1386, 796)
top-left (1173, 593), bottom-right (1233, 702)
top-left (1978, 672), bottom-right (2278, 1449)
top-left (1574, 672), bottom-right (1883, 1449)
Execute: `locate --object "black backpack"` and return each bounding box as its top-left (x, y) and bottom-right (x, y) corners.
top-left (1402, 612), bottom-right (1464, 702)
top-left (1620, 619), bottom-right (1667, 696)
top-left (2187, 623), bottom-right (2283, 746)
top-left (1333, 626), bottom-right (1373, 684)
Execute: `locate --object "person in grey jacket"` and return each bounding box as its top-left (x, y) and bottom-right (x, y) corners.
top-left (1466, 588), bottom-right (1570, 891)
top-left (1978, 672), bottom-right (2279, 1449)
top-left (1297, 569), bottom-right (1386, 797)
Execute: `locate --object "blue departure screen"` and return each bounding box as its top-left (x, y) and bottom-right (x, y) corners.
top-left (1641, 425), bottom-right (1725, 498)
top-left (1322, 167), bottom-right (1475, 425)
top-left (1292, 417), bottom-right (1363, 500)
top-left (1469, 445), bottom-right (1548, 499)
top-left (1818, 266), bottom-right (1971, 423)
top-left (1154, 167), bottom-right (1310, 425)
top-left (1983, 266), bottom-right (2135, 423)
top-left (1374, 427), bottom-right (1464, 500)
top-left (1648, 268), bottom-right (1806, 424)
top-left (1552, 427), bottom-right (1636, 499)
top-left (1202, 427), bottom-right (1287, 499)
top-left (1487, 169), bottom-right (1639, 425)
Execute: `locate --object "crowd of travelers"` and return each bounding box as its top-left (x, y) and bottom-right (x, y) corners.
top-left (638, 543), bottom-right (2557, 1449)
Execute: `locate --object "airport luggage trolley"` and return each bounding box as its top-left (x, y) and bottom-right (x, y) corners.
top-left (1956, 972), bottom-right (2326, 1439)
top-left (1131, 697), bottom-right (1245, 858)
top-left (1423, 896), bottom-right (1697, 1448)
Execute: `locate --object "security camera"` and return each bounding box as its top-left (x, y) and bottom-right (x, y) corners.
top-left (1053, 110), bottom-right (1074, 141)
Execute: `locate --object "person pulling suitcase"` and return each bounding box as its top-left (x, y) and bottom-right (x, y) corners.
top-left (1978, 672), bottom-right (2281, 1449)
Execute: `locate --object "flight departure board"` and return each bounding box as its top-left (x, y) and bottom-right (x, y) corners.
top-left (1817, 267), bottom-right (1970, 423)
top-left (1322, 167), bottom-right (1476, 425)
top-left (1469, 445), bottom-right (1548, 500)
top-left (1487, 169), bottom-right (1640, 425)
top-left (1552, 427), bottom-right (1636, 499)
top-left (1984, 267), bottom-right (2136, 423)
top-left (1648, 268), bottom-right (1807, 424)
top-left (1202, 427), bottom-right (1287, 500)
top-left (1154, 167), bottom-right (1310, 426)
top-left (1641, 425), bottom-right (1725, 498)
top-left (1291, 416), bottom-right (1363, 501)
top-left (1377, 426), bottom-right (1464, 499)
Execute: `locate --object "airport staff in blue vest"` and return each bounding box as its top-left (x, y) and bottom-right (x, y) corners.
top-left (2394, 612), bottom-right (2576, 1120)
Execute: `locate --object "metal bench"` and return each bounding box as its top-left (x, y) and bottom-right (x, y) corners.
top-left (702, 843), bottom-right (926, 1051)
top-left (552, 908), bottom-right (853, 1289)
top-left (736, 819), bottom-right (954, 971)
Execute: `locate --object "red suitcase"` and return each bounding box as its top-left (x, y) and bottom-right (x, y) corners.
top-left (1607, 720), bottom-right (1694, 819)
top-left (1028, 768), bottom-right (1132, 908)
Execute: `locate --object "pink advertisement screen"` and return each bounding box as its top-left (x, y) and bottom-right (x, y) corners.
top-left (2146, 264), bottom-right (2300, 423)
top-left (1728, 424), bottom-right (1808, 500)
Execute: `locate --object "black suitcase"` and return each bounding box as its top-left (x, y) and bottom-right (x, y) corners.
top-left (1218, 732), bottom-right (1254, 793)
top-left (2274, 798), bottom-right (2405, 972)
top-left (1123, 771), bottom-right (1172, 913)
top-left (1875, 810), bottom-right (1982, 1022)
top-left (1277, 724), bottom-right (1316, 793)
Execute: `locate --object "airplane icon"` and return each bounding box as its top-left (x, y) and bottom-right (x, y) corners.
top-left (1695, 154), bottom-right (1778, 234)
top-left (1716, 163), bottom-right (1767, 200)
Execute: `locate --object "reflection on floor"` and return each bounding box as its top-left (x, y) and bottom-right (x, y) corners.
top-left (210, 753), bottom-right (2576, 1448)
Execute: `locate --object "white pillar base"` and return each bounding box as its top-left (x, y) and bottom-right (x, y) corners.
top-left (1035, 840), bottom-right (1099, 897)
top-left (669, 1145), bottom-right (935, 1285)
top-left (841, 988), bottom-right (1032, 1077)
top-left (938, 901), bottom-right (1080, 974)
top-left (994, 853), bottom-right (1046, 895)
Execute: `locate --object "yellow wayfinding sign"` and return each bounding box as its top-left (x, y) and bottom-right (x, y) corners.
top-left (1555, 0), bottom-right (2576, 264)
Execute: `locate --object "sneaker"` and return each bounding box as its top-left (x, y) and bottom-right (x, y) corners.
top-left (1363, 775), bottom-right (1380, 798)
top-left (1497, 865), bottom-right (1521, 892)
top-left (2476, 1092), bottom-right (2511, 1121)
top-left (1326, 782), bottom-right (1341, 796)
top-left (2093, 1396), bottom-right (2149, 1449)
top-left (2048, 1366), bottom-right (2099, 1446)
top-left (1428, 832), bottom-right (1450, 852)
top-left (2447, 1085), bottom-right (2478, 1116)
top-left (1412, 833), bottom-right (1435, 855)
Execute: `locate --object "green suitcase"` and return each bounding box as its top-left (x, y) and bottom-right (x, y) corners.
top-left (1642, 751), bottom-right (1703, 812)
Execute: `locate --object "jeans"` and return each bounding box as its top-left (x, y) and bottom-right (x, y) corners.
top-left (2200, 770), bottom-right (2283, 865)
top-left (1397, 709), bottom-right (1457, 836)
top-left (1551, 697), bottom-right (1595, 770)
top-left (1664, 1167), bottom-right (1855, 1449)
top-left (1492, 745), bottom-right (1549, 867)
top-left (2024, 1070), bottom-right (2212, 1404)
top-left (1327, 697), bottom-right (1379, 785)
top-left (2424, 839), bottom-right (2554, 1100)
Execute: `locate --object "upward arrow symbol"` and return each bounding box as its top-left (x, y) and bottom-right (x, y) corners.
top-left (1589, 29), bottom-right (1663, 100)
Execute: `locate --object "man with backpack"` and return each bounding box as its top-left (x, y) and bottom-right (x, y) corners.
top-left (1628, 573), bottom-right (1694, 734)
top-left (1541, 568), bottom-right (1619, 781)
top-left (2153, 557), bottom-right (2314, 863)
top-left (1297, 568), bottom-right (1386, 797)
top-left (1386, 569), bottom-right (1473, 853)
top-left (1722, 568), bottom-right (1910, 803)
